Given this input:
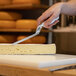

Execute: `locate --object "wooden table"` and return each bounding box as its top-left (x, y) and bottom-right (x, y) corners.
top-left (0, 64), bottom-right (76, 76)
top-left (0, 54), bottom-right (76, 76)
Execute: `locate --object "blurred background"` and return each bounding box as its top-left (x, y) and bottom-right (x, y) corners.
top-left (0, 0), bottom-right (76, 55)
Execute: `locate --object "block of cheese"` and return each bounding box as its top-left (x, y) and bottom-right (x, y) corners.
top-left (16, 19), bottom-right (37, 29)
top-left (0, 0), bottom-right (12, 5)
top-left (12, 0), bottom-right (40, 4)
top-left (0, 35), bottom-right (16, 43)
top-left (17, 35), bottom-right (46, 44)
top-left (0, 44), bottom-right (56, 54)
top-left (0, 21), bottom-right (16, 29)
top-left (0, 12), bottom-right (22, 20)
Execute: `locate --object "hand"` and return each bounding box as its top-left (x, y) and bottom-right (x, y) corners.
top-left (37, 2), bottom-right (64, 28)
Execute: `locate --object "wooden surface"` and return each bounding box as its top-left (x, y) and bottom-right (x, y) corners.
top-left (0, 29), bottom-right (52, 32)
top-left (0, 64), bottom-right (76, 76)
top-left (53, 26), bottom-right (76, 33)
top-left (0, 4), bottom-right (48, 10)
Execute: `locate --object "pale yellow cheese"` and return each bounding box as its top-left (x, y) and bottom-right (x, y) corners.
top-left (0, 35), bottom-right (17, 43)
top-left (0, 12), bottom-right (22, 20)
top-left (12, 0), bottom-right (40, 4)
top-left (16, 19), bottom-right (37, 29)
top-left (0, 0), bottom-right (12, 5)
top-left (0, 21), bottom-right (16, 29)
top-left (17, 35), bottom-right (46, 44)
top-left (0, 44), bottom-right (56, 54)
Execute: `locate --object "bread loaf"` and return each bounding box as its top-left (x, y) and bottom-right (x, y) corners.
top-left (16, 19), bottom-right (37, 29)
top-left (0, 44), bottom-right (56, 54)
top-left (0, 35), bottom-right (16, 43)
top-left (0, 21), bottom-right (16, 29)
top-left (0, 12), bottom-right (22, 20)
top-left (0, 0), bottom-right (12, 5)
top-left (13, 0), bottom-right (40, 4)
top-left (17, 35), bottom-right (46, 44)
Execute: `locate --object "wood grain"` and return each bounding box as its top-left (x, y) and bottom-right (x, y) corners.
top-left (0, 64), bottom-right (76, 76)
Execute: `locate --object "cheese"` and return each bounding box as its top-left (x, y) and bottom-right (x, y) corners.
top-left (16, 19), bottom-right (37, 29)
top-left (0, 0), bottom-right (12, 5)
top-left (0, 12), bottom-right (22, 20)
top-left (17, 35), bottom-right (46, 44)
top-left (0, 35), bottom-right (16, 43)
top-left (0, 21), bottom-right (16, 29)
top-left (12, 0), bottom-right (40, 4)
top-left (0, 44), bottom-right (56, 54)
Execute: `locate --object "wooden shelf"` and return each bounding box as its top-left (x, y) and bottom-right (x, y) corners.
top-left (53, 26), bottom-right (76, 33)
top-left (0, 4), bottom-right (48, 10)
top-left (0, 29), bottom-right (52, 33)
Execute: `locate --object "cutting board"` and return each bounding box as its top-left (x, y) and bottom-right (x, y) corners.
top-left (0, 54), bottom-right (76, 68)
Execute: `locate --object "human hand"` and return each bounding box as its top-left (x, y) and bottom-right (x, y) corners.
top-left (37, 2), bottom-right (64, 28)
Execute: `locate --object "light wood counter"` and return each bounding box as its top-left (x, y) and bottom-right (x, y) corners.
top-left (0, 64), bottom-right (76, 76)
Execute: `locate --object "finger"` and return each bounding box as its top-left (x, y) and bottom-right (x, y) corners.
top-left (44, 20), bottom-right (59, 28)
top-left (37, 9), bottom-right (53, 25)
top-left (44, 13), bottom-right (59, 27)
top-left (37, 13), bottom-right (52, 26)
top-left (49, 20), bottom-right (59, 27)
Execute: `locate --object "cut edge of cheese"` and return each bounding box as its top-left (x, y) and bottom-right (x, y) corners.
top-left (0, 44), bottom-right (56, 54)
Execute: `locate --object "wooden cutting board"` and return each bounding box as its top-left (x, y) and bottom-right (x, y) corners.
top-left (0, 54), bottom-right (76, 68)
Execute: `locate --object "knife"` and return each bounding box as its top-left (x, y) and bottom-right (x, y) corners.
top-left (13, 17), bottom-right (59, 45)
top-left (49, 65), bottom-right (76, 72)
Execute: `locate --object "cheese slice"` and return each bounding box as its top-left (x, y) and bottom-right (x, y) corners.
top-left (0, 12), bottom-right (22, 20)
top-left (0, 21), bottom-right (16, 29)
top-left (0, 0), bottom-right (12, 5)
top-left (17, 35), bottom-right (46, 44)
top-left (16, 19), bottom-right (37, 29)
top-left (0, 44), bottom-right (56, 54)
top-left (12, 0), bottom-right (40, 4)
